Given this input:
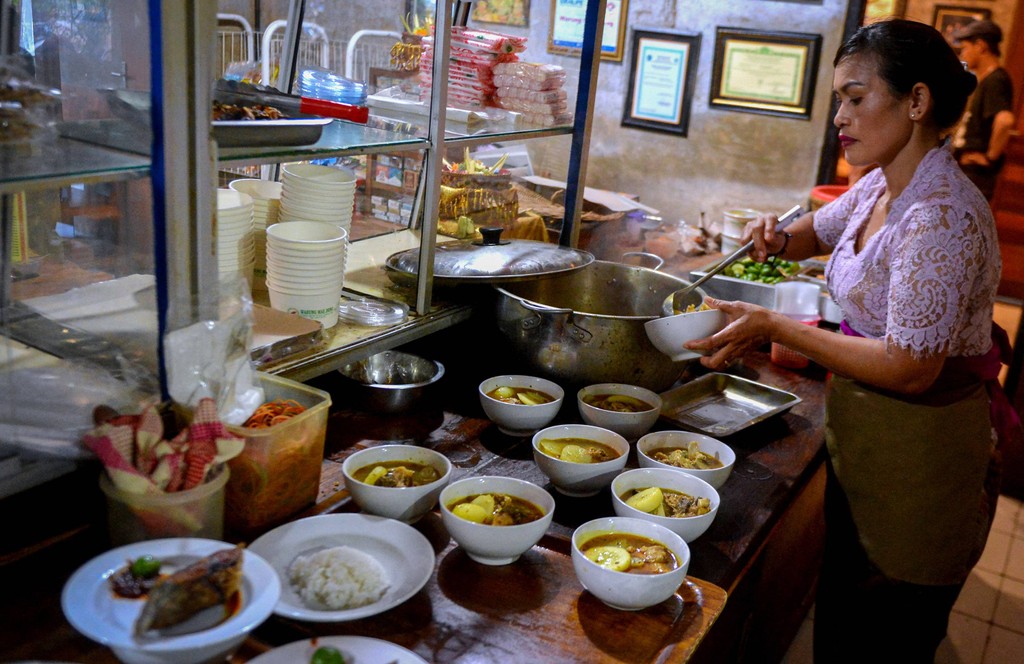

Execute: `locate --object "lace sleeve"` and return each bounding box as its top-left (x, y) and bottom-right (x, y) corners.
top-left (886, 201), bottom-right (989, 357)
top-left (813, 171), bottom-right (880, 249)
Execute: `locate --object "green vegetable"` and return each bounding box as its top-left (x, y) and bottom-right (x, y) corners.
top-left (311, 646), bottom-right (346, 664)
top-left (724, 257), bottom-right (800, 284)
top-left (130, 555), bottom-right (162, 579)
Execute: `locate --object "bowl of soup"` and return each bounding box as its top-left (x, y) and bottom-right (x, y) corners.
top-left (577, 383), bottom-right (663, 440)
top-left (478, 375), bottom-right (565, 436)
top-left (342, 445), bottom-right (453, 522)
top-left (637, 430), bottom-right (735, 490)
top-left (611, 467), bottom-right (720, 542)
top-left (532, 424), bottom-right (629, 497)
top-left (440, 476), bottom-right (555, 565)
top-left (571, 516), bottom-right (690, 611)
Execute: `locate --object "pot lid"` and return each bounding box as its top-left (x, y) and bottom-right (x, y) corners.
top-left (385, 227), bottom-right (595, 284)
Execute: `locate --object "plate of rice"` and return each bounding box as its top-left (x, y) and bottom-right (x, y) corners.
top-left (248, 513), bottom-right (435, 622)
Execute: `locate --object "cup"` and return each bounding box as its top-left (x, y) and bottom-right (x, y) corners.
top-left (771, 282), bottom-right (821, 369)
top-left (723, 208), bottom-right (758, 238)
top-left (99, 468), bottom-right (229, 546)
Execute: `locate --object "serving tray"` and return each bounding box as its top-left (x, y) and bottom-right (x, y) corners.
top-left (659, 373), bottom-right (802, 437)
top-left (234, 527), bottom-right (727, 663)
top-left (212, 117), bottom-right (332, 147)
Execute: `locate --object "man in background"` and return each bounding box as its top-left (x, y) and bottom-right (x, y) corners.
top-left (953, 19), bottom-right (1016, 200)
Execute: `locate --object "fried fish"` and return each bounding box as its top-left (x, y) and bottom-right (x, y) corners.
top-left (134, 545), bottom-right (244, 636)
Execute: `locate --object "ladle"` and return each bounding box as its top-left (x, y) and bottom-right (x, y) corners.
top-left (667, 204), bottom-right (804, 313)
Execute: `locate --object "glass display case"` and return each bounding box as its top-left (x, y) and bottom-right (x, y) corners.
top-left (0, 0), bottom-right (604, 492)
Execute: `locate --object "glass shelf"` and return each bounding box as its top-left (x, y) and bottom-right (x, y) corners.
top-left (0, 137), bottom-right (150, 195)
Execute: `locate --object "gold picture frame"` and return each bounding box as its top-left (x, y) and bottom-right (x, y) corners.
top-left (547, 0), bottom-right (629, 63)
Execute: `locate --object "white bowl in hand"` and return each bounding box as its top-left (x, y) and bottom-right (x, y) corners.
top-left (645, 309), bottom-right (727, 361)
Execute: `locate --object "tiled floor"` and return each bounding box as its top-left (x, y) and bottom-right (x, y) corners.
top-left (781, 495), bottom-right (1024, 664)
top-left (782, 300), bottom-right (1024, 663)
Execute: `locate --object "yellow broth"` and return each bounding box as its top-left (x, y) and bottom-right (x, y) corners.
top-left (537, 437), bottom-right (621, 463)
top-left (619, 486), bottom-right (712, 518)
top-left (648, 444), bottom-right (724, 470)
top-left (485, 386), bottom-right (556, 405)
top-left (579, 532), bottom-right (679, 574)
top-left (582, 393), bottom-right (653, 412)
top-left (447, 492), bottom-right (545, 526)
top-left (352, 460), bottom-right (441, 487)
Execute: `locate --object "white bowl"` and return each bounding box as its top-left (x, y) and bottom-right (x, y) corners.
top-left (266, 221), bottom-right (347, 245)
top-left (439, 476), bottom-right (555, 565)
top-left (637, 430), bottom-right (736, 490)
top-left (610, 467), bottom-right (720, 542)
top-left (577, 383), bottom-right (662, 441)
top-left (342, 445), bottom-right (453, 523)
top-left (61, 538), bottom-right (280, 664)
top-left (478, 375), bottom-right (564, 436)
top-left (531, 424), bottom-right (629, 497)
top-left (282, 162), bottom-right (357, 185)
top-left (644, 308), bottom-right (727, 361)
top-left (216, 188), bottom-right (253, 213)
top-left (229, 178), bottom-right (283, 202)
top-left (571, 516), bottom-right (690, 611)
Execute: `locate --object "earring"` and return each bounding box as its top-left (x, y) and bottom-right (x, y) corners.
top-left (910, 113), bottom-right (916, 119)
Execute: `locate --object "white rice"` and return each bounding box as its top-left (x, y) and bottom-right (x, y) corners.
top-left (288, 545), bottom-right (390, 610)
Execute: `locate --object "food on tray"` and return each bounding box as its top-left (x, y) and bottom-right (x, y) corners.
top-left (243, 399), bottom-right (307, 428)
top-left (723, 256), bottom-right (800, 284)
top-left (351, 460), bottom-right (441, 487)
top-left (212, 100), bottom-right (286, 120)
top-left (620, 486), bottom-right (712, 518)
top-left (486, 386), bottom-right (556, 405)
top-left (580, 533), bottom-right (680, 574)
top-left (582, 393), bottom-right (653, 413)
top-left (288, 545), bottom-right (390, 610)
top-left (649, 441), bottom-right (724, 470)
top-left (134, 545), bottom-right (244, 635)
top-left (536, 437), bottom-right (622, 464)
top-left (109, 555), bottom-right (164, 599)
top-left (447, 492), bottom-right (545, 525)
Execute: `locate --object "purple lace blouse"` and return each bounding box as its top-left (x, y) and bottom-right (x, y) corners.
top-left (814, 145), bottom-right (1000, 358)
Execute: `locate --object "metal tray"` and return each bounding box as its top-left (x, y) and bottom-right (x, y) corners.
top-left (212, 117), bottom-right (331, 147)
top-left (659, 372), bottom-right (802, 437)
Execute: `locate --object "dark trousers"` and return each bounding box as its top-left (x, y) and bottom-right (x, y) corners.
top-left (813, 460), bottom-right (965, 663)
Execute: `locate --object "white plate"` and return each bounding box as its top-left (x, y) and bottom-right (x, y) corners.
top-left (248, 513), bottom-right (435, 622)
top-left (249, 635), bottom-right (428, 664)
top-left (61, 538), bottom-right (280, 660)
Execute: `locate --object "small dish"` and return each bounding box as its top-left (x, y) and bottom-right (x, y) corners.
top-left (637, 430), bottom-right (736, 490)
top-left (645, 309), bottom-right (727, 361)
top-left (248, 635), bottom-right (428, 664)
top-left (532, 424), bottom-right (629, 497)
top-left (478, 375), bottom-right (564, 436)
top-left (577, 383), bottom-right (662, 441)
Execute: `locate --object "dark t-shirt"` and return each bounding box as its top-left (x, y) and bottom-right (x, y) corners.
top-left (961, 68), bottom-right (1014, 154)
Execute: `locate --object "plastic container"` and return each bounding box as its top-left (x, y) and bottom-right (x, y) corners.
top-left (771, 282), bottom-right (822, 369)
top-left (100, 467), bottom-right (229, 546)
top-left (809, 184), bottom-right (849, 211)
top-left (723, 208), bottom-right (758, 238)
top-left (225, 373), bottom-right (331, 534)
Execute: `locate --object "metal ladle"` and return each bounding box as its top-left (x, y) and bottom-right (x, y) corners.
top-left (666, 204), bottom-right (805, 313)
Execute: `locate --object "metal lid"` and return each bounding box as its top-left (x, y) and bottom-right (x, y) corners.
top-left (384, 227), bottom-right (595, 285)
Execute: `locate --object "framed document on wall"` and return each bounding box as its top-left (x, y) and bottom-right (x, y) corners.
top-left (709, 27), bottom-right (822, 119)
top-left (548, 0), bottom-right (629, 62)
top-left (621, 29), bottom-right (701, 136)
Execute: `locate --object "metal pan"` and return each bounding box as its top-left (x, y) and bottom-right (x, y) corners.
top-left (212, 117), bottom-right (332, 147)
top-left (659, 372), bottom-right (801, 437)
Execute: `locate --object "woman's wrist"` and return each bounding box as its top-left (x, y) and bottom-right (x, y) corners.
top-left (768, 232), bottom-right (792, 258)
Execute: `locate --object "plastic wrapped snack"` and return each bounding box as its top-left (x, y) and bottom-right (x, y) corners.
top-left (495, 86), bottom-right (567, 104)
top-left (493, 61), bottom-right (567, 90)
top-left (495, 97), bottom-right (569, 115)
top-left (0, 61), bottom-right (60, 144)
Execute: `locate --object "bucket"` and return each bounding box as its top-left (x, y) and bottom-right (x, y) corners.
top-left (809, 185), bottom-right (849, 211)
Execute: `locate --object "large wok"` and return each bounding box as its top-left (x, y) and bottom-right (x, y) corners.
top-left (494, 260), bottom-right (707, 392)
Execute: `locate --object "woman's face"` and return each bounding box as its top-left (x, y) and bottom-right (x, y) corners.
top-left (832, 54), bottom-right (914, 168)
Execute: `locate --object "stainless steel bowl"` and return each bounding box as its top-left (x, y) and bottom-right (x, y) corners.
top-left (337, 351), bottom-right (445, 413)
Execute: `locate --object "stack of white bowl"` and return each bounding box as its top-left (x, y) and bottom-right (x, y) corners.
top-left (265, 220), bottom-right (349, 329)
top-left (216, 188), bottom-right (255, 284)
top-left (229, 179), bottom-right (283, 292)
top-left (279, 163), bottom-right (356, 232)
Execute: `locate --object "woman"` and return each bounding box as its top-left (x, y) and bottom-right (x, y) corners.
top-left (686, 20), bottom-right (1006, 662)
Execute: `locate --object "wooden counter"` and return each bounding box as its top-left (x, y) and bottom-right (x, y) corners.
top-left (0, 312), bottom-right (825, 663)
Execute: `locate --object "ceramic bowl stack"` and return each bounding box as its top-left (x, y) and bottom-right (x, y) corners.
top-left (279, 163), bottom-right (356, 232)
top-left (229, 179), bottom-right (282, 292)
top-left (264, 220), bottom-right (348, 329)
top-left (216, 188), bottom-right (255, 284)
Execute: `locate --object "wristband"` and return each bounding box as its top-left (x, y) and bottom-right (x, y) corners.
top-left (769, 232), bottom-right (792, 258)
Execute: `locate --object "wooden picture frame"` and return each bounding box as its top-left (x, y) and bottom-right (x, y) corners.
top-left (471, 0), bottom-right (530, 27)
top-left (621, 29), bottom-right (701, 136)
top-left (933, 5), bottom-right (992, 46)
top-left (547, 0), bottom-right (629, 63)
top-left (709, 27), bottom-right (822, 120)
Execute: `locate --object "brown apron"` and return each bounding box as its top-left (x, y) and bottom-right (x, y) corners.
top-left (825, 374), bottom-right (995, 585)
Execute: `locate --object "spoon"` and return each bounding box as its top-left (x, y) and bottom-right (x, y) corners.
top-left (669, 204), bottom-right (805, 311)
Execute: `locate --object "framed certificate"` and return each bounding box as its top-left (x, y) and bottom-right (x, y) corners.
top-left (548, 0), bottom-right (629, 62)
top-left (710, 27), bottom-right (822, 119)
top-left (621, 29), bottom-right (701, 136)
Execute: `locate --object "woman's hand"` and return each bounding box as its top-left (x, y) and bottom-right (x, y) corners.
top-left (683, 298), bottom-right (776, 370)
top-left (742, 212), bottom-right (788, 263)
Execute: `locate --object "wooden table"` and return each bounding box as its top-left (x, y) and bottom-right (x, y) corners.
top-left (0, 321), bottom-right (826, 663)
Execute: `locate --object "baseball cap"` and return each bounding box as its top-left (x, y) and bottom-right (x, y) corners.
top-left (953, 19), bottom-right (1003, 53)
